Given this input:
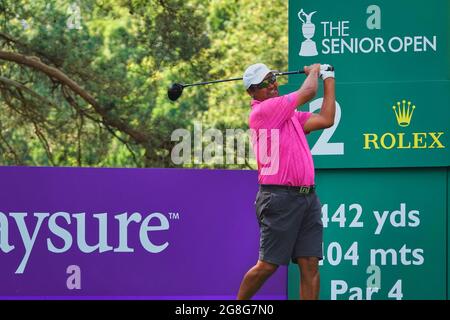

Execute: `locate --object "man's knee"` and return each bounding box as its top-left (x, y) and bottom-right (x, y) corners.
top-left (256, 260), bottom-right (278, 277)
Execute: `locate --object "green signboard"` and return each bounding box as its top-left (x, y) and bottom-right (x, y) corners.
top-left (448, 168), bottom-right (450, 298)
top-left (283, 0), bottom-right (448, 301)
top-left (285, 0), bottom-right (450, 168)
top-left (279, 82), bottom-right (449, 168)
top-left (289, 0), bottom-right (449, 82)
top-left (288, 168), bottom-right (447, 300)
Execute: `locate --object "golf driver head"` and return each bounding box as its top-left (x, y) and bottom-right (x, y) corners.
top-left (167, 83), bottom-right (184, 101)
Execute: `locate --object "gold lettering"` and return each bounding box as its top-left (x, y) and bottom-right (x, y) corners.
top-left (380, 133), bottom-right (395, 149)
top-left (363, 134), bottom-right (380, 149)
top-left (429, 132), bottom-right (445, 148)
top-left (363, 132), bottom-right (446, 150)
top-left (413, 133), bottom-right (427, 148)
top-left (397, 133), bottom-right (411, 149)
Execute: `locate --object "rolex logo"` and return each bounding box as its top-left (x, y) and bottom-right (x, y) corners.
top-left (363, 98), bottom-right (445, 150)
top-left (392, 100), bottom-right (415, 127)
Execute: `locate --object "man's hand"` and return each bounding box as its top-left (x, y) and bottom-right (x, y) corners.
top-left (320, 64), bottom-right (335, 80)
top-left (304, 64), bottom-right (320, 76)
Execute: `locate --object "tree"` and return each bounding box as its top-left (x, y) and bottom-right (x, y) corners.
top-left (0, 0), bottom-right (287, 168)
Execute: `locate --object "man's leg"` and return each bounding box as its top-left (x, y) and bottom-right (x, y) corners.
top-left (297, 256), bottom-right (320, 300)
top-left (237, 260), bottom-right (278, 300)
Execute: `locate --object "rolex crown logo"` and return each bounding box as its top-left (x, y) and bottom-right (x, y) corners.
top-left (392, 100), bottom-right (416, 127)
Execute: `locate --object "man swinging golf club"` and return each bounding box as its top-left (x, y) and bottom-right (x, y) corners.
top-left (237, 63), bottom-right (336, 300)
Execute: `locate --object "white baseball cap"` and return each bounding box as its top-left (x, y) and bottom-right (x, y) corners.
top-left (243, 63), bottom-right (274, 89)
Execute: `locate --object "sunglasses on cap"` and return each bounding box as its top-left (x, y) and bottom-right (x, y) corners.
top-left (252, 74), bottom-right (277, 89)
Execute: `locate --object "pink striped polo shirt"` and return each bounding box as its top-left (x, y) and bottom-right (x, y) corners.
top-left (249, 91), bottom-right (315, 186)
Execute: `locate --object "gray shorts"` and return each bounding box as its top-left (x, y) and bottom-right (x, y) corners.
top-left (255, 185), bottom-right (323, 265)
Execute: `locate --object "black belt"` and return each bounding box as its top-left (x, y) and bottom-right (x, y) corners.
top-left (259, 184), bottom-right (316, 194)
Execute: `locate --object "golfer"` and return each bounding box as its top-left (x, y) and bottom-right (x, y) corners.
top-left (237, 63), bottom-right (336, 300)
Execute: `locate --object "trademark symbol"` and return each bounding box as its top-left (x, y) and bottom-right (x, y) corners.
top-left (168, 212), bottom-right (180, 220)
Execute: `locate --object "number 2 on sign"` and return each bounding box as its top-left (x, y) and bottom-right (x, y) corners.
top-left (309, 98), bottom-right (344, 155)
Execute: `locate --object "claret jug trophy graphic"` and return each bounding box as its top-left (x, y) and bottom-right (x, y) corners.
top-left (298, 9), bottom-right (318, 56)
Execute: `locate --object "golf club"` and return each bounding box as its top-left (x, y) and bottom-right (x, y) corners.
top-left (167, 67), bottom-right (334, 101)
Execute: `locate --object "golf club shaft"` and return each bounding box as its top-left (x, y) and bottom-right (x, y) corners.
top-left (183, 70), bottom-right (306, 88)
top-left (183, 77), bottom-right (243, 88)
top-left (276, 70), bottom-right (306, 76)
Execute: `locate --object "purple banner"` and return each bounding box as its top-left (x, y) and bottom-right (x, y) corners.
top-left (0, 167), bottom-right (286, 299)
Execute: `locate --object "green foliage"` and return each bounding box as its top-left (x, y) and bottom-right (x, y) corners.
top-left (0, 0), bottom-right (287, 168)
